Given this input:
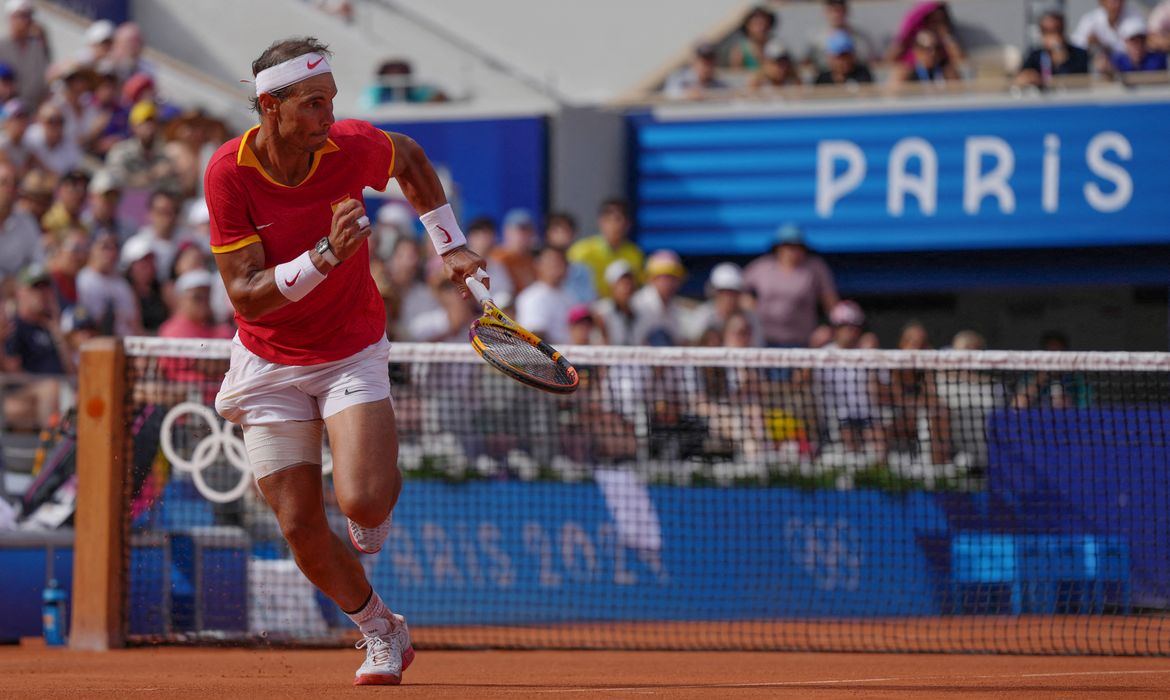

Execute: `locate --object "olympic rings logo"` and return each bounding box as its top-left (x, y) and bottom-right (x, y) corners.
top-left (159, 401), bottom-right (333, 504)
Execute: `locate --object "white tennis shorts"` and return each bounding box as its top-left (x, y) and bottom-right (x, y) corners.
top-left (215, 335), bottom-right (392, 426)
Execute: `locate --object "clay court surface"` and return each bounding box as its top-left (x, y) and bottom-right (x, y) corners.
top-left (5, 646), bottom-right (1170, 699)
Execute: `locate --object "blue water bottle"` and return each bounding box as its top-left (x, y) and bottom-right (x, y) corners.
top-left (42, 578), bottom-right (67, 646)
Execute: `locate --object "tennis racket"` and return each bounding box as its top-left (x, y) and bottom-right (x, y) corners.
top-left (464, 271), bottom-right (579, 394)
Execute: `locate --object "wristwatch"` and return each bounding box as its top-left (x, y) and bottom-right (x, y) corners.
top-left (315, 237), bottom-right (341, 267)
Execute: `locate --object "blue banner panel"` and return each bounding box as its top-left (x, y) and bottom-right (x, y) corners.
top-left (371, 481), bottom-right (947, 625)
top-left (631, 100), bottom-right (1170, 255)
top-left (46, 0), bottom-right (129, 23)
top-left (987, 407), bottom-right (1170, 607)
top-left (372, 116), bottom-right (545, 225)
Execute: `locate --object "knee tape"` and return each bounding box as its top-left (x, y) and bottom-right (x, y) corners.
top-left (242, 421), bottom-right (324, 479)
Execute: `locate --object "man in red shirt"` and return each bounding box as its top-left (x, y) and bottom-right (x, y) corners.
top-left (206, 37), bottom-right (484, 686)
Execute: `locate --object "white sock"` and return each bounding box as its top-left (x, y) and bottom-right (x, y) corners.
top-left (347, 590), bottom-right (389, 636)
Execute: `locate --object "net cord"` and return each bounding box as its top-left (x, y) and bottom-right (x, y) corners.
top-left (123, 337), bottom-right (1170, 372)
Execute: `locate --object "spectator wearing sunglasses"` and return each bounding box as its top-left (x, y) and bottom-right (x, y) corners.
top-left (1017, 10), bottom-right (1090, 88)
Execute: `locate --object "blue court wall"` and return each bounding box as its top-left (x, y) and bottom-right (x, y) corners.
top-left (630, 98), bottom-right (1170, 256)
top-left (370, 116), bottom-right (546, 227)
top-left (372, 481), bottom-right (949, 625)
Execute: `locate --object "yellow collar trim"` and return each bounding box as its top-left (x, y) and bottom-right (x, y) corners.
top-left (236, 125), bottom-right (340, 188)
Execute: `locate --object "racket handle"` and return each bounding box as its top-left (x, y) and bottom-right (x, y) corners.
top-left (465, 272), bottom-right (492, 305)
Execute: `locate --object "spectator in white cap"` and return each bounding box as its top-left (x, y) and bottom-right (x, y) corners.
top-left (80, 19), bottom-right (115, 66)
top-left (76, 231), bottom-right (140, 336)
top-left (372, 200), bottom-right (415, 261)
top-left (0, 0), bottom-right (51, 106)
top-left (1106, 17), bottom-right (1168, 76)
top-left (631, 249), bottom-right (691, 346)
top-left (159, 269), bottom-right (234, 339)
top-left (120, 231), bottom-right (167, 332)
top-left (592, 258), bottom-right (639, 345)
top-left (184, 198), bottom-right (211, 248)
top-left (744, 223), bottom-right (839, 347)
top-left (81, 169), bottom-right (134, 242)
top-left (685, 262), bottom-right (763, 346)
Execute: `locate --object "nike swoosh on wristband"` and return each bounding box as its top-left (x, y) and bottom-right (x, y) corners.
top-left (307, 57), bottom-right (324, 69)
top-left (437, 225), bottom-right (453, 244)
top-left (284, 270), bottom-right (301, 286)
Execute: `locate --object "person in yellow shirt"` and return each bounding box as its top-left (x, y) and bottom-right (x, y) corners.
top-left (567, 197), bottom-right (644, 298)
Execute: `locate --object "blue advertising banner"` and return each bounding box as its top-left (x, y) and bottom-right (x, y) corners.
top-left (45, 0), bottom-right (130, 23)
top-left (631, 100), bottom-right (1170, 255)
top-left (371, 481), bottom-right (947, 625)
top-left (372, 116), bottom-right (545, 225)
top-left (987, 407), bottom-right (1170, 607)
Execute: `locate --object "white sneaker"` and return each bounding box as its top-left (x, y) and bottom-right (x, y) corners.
top-left (354, 612), bottom-right (414, 686)
top-left (348, 513), bottom-right (392, 554)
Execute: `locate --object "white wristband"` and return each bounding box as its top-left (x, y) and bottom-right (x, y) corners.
top-left (275, 250), bottom-right (327, 302)
top-left (419, 203), bottom-right (467, 255)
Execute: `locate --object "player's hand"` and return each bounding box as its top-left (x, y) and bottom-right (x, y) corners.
top-left (441, 246), bottom-right (488, 300)
top-left (328, 198), bottom-right (372, 262)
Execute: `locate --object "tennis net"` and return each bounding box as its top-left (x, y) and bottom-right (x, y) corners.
top-left (107, 337), bottom-right (1170, 654)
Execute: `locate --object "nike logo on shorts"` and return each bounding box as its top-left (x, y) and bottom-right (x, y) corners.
top-left (285, 270), bottom-right (301, 286)
top-left (257, 223), bottom-right (274, 230)
top-left (344, 388), bottom-right (360, 395)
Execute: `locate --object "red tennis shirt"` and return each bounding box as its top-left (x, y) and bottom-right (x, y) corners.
top-left (205, 119), bottom-right (395, 365)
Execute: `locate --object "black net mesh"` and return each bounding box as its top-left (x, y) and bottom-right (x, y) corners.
top-left (120, 339), bottom-right (1170, 654)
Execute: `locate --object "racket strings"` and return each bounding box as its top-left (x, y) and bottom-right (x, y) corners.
top-left (475, 324), bottom-right (574, 386)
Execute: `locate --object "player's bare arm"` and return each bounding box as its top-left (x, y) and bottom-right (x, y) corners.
top-left (387, 131), bottom-right (486, 298)
top-left (214, 200), bottom-right (368, 320)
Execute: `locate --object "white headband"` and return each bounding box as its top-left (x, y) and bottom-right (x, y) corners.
top-left (254, 52), bottom-right (332, 97)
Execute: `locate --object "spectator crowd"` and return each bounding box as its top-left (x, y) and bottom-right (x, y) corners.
top-left (0, 3), bottom-right (230, 429)
top-left (663, 0), bottom-right (1170, 99)
top-left (0, 0), bottom-right (1101, 485)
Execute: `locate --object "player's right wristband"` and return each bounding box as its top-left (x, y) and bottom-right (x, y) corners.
top-left (275, 250), bottom-right (327, 302)
top-left (419, 203), bottom-right (467, 255)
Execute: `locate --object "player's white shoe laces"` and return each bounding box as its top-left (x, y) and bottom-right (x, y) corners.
top-left (348, 512), bottom-right (392, 554)
top-left (354, 612), bottom-right (414, 686)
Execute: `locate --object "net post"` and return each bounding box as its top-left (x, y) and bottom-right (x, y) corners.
top-left (70, 337), bottom-right (128, 651)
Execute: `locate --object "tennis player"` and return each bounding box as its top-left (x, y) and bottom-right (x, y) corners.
top-left (206, 37), bottom-right (485, 685)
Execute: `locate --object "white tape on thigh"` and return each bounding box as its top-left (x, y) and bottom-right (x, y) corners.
top-left (242, 421), bottom-right (324, 479)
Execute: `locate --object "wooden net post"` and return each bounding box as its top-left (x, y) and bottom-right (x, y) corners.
top-left (71, 337), bottom-right (127, 650)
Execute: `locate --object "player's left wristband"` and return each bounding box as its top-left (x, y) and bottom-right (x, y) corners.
top-left (419, 203), bottom-right (467, 255)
